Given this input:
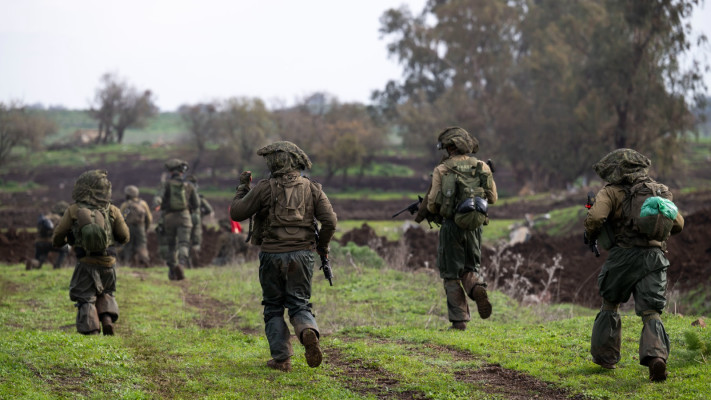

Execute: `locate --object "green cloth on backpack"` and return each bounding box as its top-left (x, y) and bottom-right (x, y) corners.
top-left (640, 197), bottom-right (678, 220)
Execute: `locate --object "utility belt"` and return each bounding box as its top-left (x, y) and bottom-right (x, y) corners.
top-left (75, 247), bottom-right (109, 258)
top-left (164, 208), bottom-right (188, 214)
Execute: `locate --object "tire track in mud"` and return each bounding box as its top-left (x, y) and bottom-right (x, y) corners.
top-left (327, 335), bottom-right (587, 400)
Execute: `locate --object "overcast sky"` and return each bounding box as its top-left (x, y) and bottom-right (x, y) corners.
top-left (0, 0), bottom-right (708, 112)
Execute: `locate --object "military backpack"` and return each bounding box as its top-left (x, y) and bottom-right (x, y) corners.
top-left (164, 179), bottom-right (190, 212)
top-left (72, 204), bottom-right (114, 253)
top-left (436, 157), bottom-right (492, 230)
top-left (621, 180), bottom-right (677, 244)
top-left (266, 173), bottom-right (316, 242)
top-left (124, 199), bottom-right (147, 225)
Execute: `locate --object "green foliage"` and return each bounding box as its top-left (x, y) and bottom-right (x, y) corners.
top-left (683, 329), bottom-right (710, 358)
top-left (0, 180), bottom-right (44, 193)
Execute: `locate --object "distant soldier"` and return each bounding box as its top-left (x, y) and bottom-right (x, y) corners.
top-left (119, 185), bottom-right (152, 268)
top-left (231, 141), bottom-right (337, 372)
top-left (26, 201), bottom-right (70, 270)
top-left (153, 159), bottom-right (199, 280)
top-left (415, 127), bottom-right (497, 330)
top-left (52, 170), bottom-right (130, 335)
top-left (584, 149), bottom-right (684, 381)
top-left (211, 218), bottom-right (249, 266)
top-left (185, 174), bottom-right (214, 267)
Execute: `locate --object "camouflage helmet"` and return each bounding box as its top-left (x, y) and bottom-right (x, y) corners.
top-left (256, 141), bottom-right (312, 176)
top-left (593, 148), bottom-right (651, 185)
top-left (124, 185), bottom-right (139, 198)
top-left (52, 200), bottom-right (69, 215)
top-left (72, 169), bottom-right (112, 208)
top-left (437, 126), bottom-right (479, 154)
top-left (185, 174), bottom-right (198, 184)
top-left (165, 158), bottom-right (189, 173)
top-left (219, 218), bottom-right (233, 232)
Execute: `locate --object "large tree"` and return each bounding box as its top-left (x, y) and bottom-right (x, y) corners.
top-left (179, 102), bottom-right (220, 172)
top-left (89, 73), bottom-right (158, 143)
top-left (376, 0), bottom-right (707, 190)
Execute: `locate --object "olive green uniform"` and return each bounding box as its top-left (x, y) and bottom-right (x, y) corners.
top-left (426, 154), bottom-right (497, 324)
top-left (230, 143), bottom-right (336, 364)
top-left (52, 171), bottom-right (130, 334)
top-left (31, 211), bottom-right (69, 270)
top-left (119, 197), bottom-right (152, 268)
top-left (154, 173), bottom-right (199, 279)
top-left (584, 149), bottom-right (684, 370)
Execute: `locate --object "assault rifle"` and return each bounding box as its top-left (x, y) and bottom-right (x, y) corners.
top-left (392, 195), bottom-right (424, 218)
top-left (584, 191), bottom-right (600, 257)
top-left (314, 219), bottom-right (334, 286)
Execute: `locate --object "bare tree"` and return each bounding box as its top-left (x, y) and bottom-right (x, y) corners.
top-left (0, 102), bottom-right (56, 165)
top-left (89, 73), bottom-right (158, 144)
top-left (179, 102), bottom-right (220, 172)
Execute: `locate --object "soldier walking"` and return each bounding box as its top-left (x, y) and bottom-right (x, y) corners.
top-left (153, 159), bottom-right (199, 280)
top-left (26, 201), bottom-right (69, 270)
top-left (584, 149), bottom-right (684, 381)
top-left (230, 141), bottom-right (337, 372)
top-left (185, 174), bottom-right (214, 267)
top-left (415, 127), bottom-right (497, 330)
top-left (119, 185), bottom-right (152, 268)
top-left (52, 170), bottom-right (129, 335)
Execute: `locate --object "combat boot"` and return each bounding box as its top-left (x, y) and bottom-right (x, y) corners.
top-left (449, 321), bottom-right (467, 330)
top-left (266, 358), bottom-right (292, 372)
top-left (100, 314), bottom-right (114, 336)
top-left (648, 357), bottom-right (667, 382)
top-left (302, 329), bottom-right (323, 368)
top-left (471, 285), bottom-right (492, 319)
top-left (173, 265), bottom-right (186, 281)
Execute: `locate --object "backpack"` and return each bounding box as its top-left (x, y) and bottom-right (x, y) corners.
top-left (73, 205), bottom-right (114, 253)
top-left (622, 180), bottom-right (676, 243)
top-left (165, 179), bottom-right (189, 211)
top-left (436, 157), bottom-right (491, 230)
top-left (266, 174), bottom-right (316, 242)
top-left (124, 199), bottom-right (147, 225)
top-left (37, 214), bottom-right (54, 238)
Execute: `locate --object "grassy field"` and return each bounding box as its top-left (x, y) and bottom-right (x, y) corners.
top-left (1, 243), bottom-right (709, 399)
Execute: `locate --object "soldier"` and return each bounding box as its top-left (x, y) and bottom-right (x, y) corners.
top-left (119, 185), bottom-right (152, 268)
top-left (52, 170), bottom-right (130, 335)
top-left (26, 201), bottom-right (70, 270)
top-left (153, 159), bottom-right (199, 280)
top-left (185, 174), bottom-right (214, 267)
top-left (211, 218), bottom-right (249, 266)
top-left (584, 149), bottom-right (684, 381)
top-left (230, 141), bottom-right (337, 372)
top-left (415, 127), bottom-right (497, 330)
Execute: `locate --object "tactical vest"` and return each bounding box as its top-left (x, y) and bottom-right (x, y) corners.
top-left (72, 203), bottom-right (114, 253)
top-left (435, 157), bottom-right (491, 229)
top-left (264, 174), bottom-right (316, 243)
top-left (124, 199), bottom-right (147, 225)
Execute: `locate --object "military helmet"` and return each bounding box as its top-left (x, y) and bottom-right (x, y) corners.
top-left (72, 169), bottom-right (112, 208)
top-left (219, 218), bottom-right (233, 232)
top-left (593, 148), bottom-right (651, 185)
top-left (165, 158), bottom-right (189, 173)
top-left (437, 126), bottom-right (479, 154)
top-left (257, 141), bottom-right (312, 176)
top-left (52, 200), bottom-right (69, 215)
top-left (185, 174), bottom-right (198, 184)
top-left (124, 185), bottom-right (139, 198)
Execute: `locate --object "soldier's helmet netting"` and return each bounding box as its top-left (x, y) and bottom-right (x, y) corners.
top-left (165, 158), bottom-right (189, 172)
top-left (124, 185), bottom-right (139, 198)
top-left (257, 141), bottom-right (313, 176)
top-left (593, 148), bottom-right (651, 185)
top-left (72, 169), bottom-right (112, 208)
top-left (52, 201), bottom-right (69, 215)
top-left (437, 126), bottom-right (479, 154)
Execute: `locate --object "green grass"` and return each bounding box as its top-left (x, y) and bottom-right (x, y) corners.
top-left (1, 242), bottom-right (708, 399)
top-left (0, 180), bottom-right (45, 193)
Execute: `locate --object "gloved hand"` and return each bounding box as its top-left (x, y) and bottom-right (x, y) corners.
top-left (240, 171), bottom-right (252, 185)
top-left (316, 246), bottom-right (329, 258)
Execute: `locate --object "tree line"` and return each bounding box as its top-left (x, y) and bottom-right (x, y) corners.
top-left (1, 0), bottom-right (707, 190)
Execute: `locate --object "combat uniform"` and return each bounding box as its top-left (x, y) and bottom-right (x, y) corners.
top-left (185, 175), bottom-right (214, 267)
top-left (154, 159), bottom-right (199, 280)
top-left (584, 149), bottom-right (684, 381)
top-left (211, 219), bottom-right (249, 266)
top-left (119, 185), bottom-right (152, 268)
top-left (52, 170), bottom-right (129, 335)
top-left (28, 201), bottom-right (69, 270)
top-left (230, 141), bottom-right (337, 372)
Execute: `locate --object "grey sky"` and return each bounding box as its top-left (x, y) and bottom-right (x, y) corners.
top-left (0, 0), bottom-right (708, 112)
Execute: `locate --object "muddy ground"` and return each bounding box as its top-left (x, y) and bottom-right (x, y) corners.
top-left (2, 154), bottom-right (710, 311)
